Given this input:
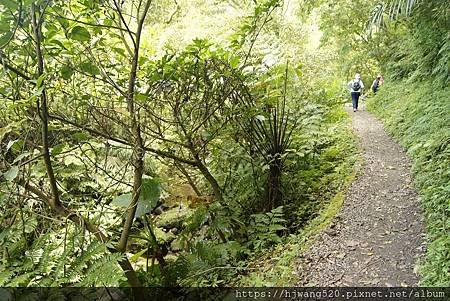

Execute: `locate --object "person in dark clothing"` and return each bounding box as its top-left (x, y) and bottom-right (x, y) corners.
top-left (348, 73), bottom-right (364, 112)
top-left (371, 75), bottom-right (383, 94)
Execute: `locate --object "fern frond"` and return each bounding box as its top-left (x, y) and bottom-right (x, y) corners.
top-left (77, 253), bottom-right (125, 286)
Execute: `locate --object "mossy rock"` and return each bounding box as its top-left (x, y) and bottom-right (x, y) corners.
top-left (155, 204), bottom-right (193, 230)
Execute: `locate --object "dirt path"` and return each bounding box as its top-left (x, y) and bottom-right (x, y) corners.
top-left (295, 103), bottom-right (426, 286)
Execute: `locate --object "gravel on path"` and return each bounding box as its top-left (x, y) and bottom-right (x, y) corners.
top-left (295, 103), bottom-right (426, 286)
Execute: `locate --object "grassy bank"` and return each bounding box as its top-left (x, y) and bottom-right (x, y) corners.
top-left (367, 80), bottom-right (450, 286)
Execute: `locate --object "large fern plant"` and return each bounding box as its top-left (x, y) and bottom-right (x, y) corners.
top-left (0, 227), bottom-right (125, 287)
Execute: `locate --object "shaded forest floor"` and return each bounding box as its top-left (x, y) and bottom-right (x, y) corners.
top-left (295, 101), bottom-right (426, 286)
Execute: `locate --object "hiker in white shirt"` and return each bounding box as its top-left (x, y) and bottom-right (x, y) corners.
top-left (348, 73), bottom-right (364, 112)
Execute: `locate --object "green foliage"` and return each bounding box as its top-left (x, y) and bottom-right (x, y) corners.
top-left (248, 206), bottom-right (286, 251)
top-left (69, 26), bottom-right (91, 42)
top-left (111, 178), bottom-right (161, 218)
top-left (367, 80), bottom-right (450, 286)
top-left (0, 0), bottom-right (361, 289)
top-left (370, 0), bottom-right (449, 85)
top-left (229, 0), bottom-right (281, 51)
top-left (237, 147), bottom-right (358, 286)
top-left (318, 0), bottom-right (380, 79)
top-left (0, 227), bottom-right (125, 287)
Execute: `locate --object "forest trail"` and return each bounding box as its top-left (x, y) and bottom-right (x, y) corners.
top-left (295, 102), bottom-right (426, 286)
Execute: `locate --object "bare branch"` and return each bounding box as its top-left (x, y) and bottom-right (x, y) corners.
top-left (49, 13), bottom-right (137, 36)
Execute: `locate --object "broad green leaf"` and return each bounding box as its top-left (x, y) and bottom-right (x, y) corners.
top-left (56, 17), bottom-right (69, 29)
top-left (13, 152), bottom-right (31, 163)
top-left (61, 65), bottom-right (74, 80)
top-left (129, 248), bottom-right (148, 262)
top-left (112, 47), bottom-right (125, 57)
top-left (110, 193), bottom-right (132, 207)
top-left (3, 166), bottom-right (19, 181)
top-left (110, 178), bottom-right (160, 218)
top-left (51, 144), bottom-right (65, 156)
top-left (36, 74), bottom-right (45, 88)
top-left (135, 178), bottom-right (161, 217)
top-left (0, 32), bottom-right (13, 47)
top-left (70, 26), bottom-right (91, 42)
top-left (138, 56), bottom-right (148, 66)
top-left (0, 0), bottom-right (18, 10)
top-left (230, 55), bottom-right (240, 68)
top-left (135, 93), bottom-right (148, 101)
top-left (49, 39), bottom-right (66, 50)
top-left (72, 132), bottom-right (89, 141)
top-left (80, 62), bottom-right (100, 76)
top-left (0, 20), bottom-right (10, 32)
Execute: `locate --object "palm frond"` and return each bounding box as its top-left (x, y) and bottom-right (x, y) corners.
top-left (368, 0), bottom-right (423, 34)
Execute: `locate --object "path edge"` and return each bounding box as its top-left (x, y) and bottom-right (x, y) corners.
top-left (295, 110), bottom-right (364, 263)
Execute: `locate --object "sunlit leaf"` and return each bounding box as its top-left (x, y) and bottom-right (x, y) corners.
top-left (6, 139), bottom-right (17, 151)
top-left (111, 193), bottom-right (132, 207)
top-left (13, 152), bottom-right (31, 163)
top-left (110, 179), bottom-right (160, 218)
top-left (3, 166), bottom-right (19, 181)
top-left (69, 26), bottom-right (91, 42)
top-left (129, 248), bottom-right (148, 262)
top-left (230, 55), bottom-right (240, 68)
top-left (135, 93), bottom-right (148, 101)
top-left (0, 0), bottom-right (18, 10)
top-left (255, 115), bottom-right (266, 122)
top-left (36, 74), bottom-right (45, 88)
top-left (136, 178), bottom-right (161, 217)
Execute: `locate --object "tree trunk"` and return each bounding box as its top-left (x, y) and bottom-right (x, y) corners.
top-left (31, 4), bottom-right (60, 209)
top-left (115, 3), bottom-right (152, 299)
top-left (267, 157), bottom-right (282, 210)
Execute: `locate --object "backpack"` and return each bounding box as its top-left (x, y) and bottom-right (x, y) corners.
top-left (352, 80), bottom-right (361, 91)
top-left (372, 79), bottom-right (379, 91)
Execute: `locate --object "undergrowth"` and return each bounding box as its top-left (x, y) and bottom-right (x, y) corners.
top-left (367, 80), bottom-right (450, 286)
top-left (234, 105), bottom-right (358, 286)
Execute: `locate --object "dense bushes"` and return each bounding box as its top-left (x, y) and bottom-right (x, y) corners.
top-left (367, 80), bottom-right (450, 286)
